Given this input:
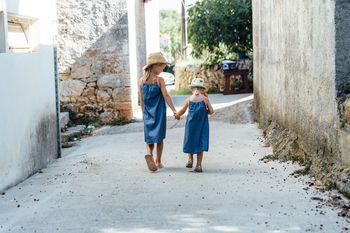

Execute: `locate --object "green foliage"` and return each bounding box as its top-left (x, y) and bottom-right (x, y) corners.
top-left (325, 179), bottom-right (336, 190)
top-left (169, 88), bottom-right (192, 96)
top-left (60, 105), bottom-right (130, 127)
top-left (207, 88), bottom-right (221, 94)
top-left (292, 165), bottom-right (310, 176)
top-left (202, 43), bottom-right (238, 67)
top-left (188, 0), bottom-right (252, 64)
top-left (260, 154), bottom-right (279, 161)
top-left (159, 10), bottom-right (181, 61)
top-left (231, 80), bottom-right (244, 90)
top-left (110, 116), bottom-right (131, 126)
top-left (66, 128), bottom-right (93, 142)
top-left (176, 58), bottom-right (205, 67)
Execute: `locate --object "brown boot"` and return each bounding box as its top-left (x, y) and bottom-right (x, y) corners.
top-left (145, 154), bottom-right (158, 172)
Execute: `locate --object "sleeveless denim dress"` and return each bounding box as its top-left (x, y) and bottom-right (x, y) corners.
top-left (183, 97), bottom-right (209, 154)
top-left (141, 79), bottom-right (166, 144)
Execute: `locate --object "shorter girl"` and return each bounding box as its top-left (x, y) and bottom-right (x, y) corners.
top-left (175, 78), bottom-right (214, 172)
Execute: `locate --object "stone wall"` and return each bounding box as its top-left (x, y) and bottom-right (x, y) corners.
top-left (253, 0), bottom-right (350, 193)
top-left (175, 64), bottom-right (225, 91)
top-left (175, 59), bottom-right (251, 92)
top-left (57, 0), bottom-right (132, 123)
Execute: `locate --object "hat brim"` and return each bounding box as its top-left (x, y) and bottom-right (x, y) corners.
top-left (143, 62), bottom-right (170, 70)
top-left (189, 84), bottom-right (206, 89)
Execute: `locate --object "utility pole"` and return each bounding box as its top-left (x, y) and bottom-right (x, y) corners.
top-left (181, 0), bottom-right (187, 59)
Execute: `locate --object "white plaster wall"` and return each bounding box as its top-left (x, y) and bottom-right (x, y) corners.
top-left (0, 0), bottom-right (58, 192)
top-left (145, 0), bottom-right (160, 54)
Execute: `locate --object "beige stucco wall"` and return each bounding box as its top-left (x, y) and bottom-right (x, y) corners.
top-left (253, 0), bottom-right (350, 169)
top-left (253, 0), bottom-right (339, 159)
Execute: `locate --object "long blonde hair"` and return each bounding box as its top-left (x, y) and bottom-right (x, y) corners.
top-left (143, 65), bottom-right (153, 82)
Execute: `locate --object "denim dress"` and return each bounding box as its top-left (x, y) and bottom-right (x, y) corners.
top-left (141, 79), bottom-right (166, 144)
top-left (183, 98), bottom-right (209, 154)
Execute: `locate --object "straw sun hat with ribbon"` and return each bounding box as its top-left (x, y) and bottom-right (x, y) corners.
top-left (189, 78), bottom-right (206, 89)
top-left (143, 52), bottom-right (170, 70)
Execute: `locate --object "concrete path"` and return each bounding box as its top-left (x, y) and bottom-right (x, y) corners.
top-left (0, 94), bottom-right (349, 233)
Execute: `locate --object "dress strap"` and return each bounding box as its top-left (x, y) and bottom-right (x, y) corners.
top-left (139, 78), bottom-right (143, 87)
top-left (203, 95), bottom-right (208, 109)
top-left (156, 77), bottom-right (160, 88)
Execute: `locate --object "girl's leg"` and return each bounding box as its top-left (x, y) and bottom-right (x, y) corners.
top-left (188, 154), bottom-right (193, 161)
top-left (194, 152), bottom-right (203, 172)
top-left (146, 144), bottom-right (154, 157)
top-left (145, 143), bottom-right (157, 171)
top-left (196, 152), bottom-right (203, 167)
top-left (156, 140), bottom-right (164, 164)
top-left (186, 154), bottom-right (193, 168)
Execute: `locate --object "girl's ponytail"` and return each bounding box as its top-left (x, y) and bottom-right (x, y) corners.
top-left (143, 66), bottom-right (152, 82)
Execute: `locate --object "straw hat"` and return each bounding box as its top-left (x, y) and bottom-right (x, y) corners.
top-left (189, 78), bottom-right (206, 89)
top-left (143, 52), bottom-right (170, 70)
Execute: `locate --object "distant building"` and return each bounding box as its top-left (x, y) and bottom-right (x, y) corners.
top-left (0, 0), bottom-right (59, 192)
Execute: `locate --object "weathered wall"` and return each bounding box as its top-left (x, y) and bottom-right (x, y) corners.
top-left (335, 1), bottom-right (350, 166)
top-left (175, 60), bottom-right (251, 91)
top-left (175, 64), bottom-right (225, 91)
top-left (253, 0), bottom-right (350, 181)
top-left (0, 0), bottom-right (58, 192)
top-left (57, 0), bottom-right (132, 123)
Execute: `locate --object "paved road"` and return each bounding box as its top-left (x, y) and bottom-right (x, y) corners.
top-left (0, 94), bottom-right (349, 233)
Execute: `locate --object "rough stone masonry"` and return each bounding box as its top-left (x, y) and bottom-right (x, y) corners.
top-left (253, 0), bottom-right (350, 196)
top-left (57, 0), bottom-right (132, 123)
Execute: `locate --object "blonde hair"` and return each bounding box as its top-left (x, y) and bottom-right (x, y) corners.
top-left (143, 65), bottom-right (153, 82)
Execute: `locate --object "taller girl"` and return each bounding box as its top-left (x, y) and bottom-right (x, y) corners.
top-left (139, 52), bottom-right (177, 172)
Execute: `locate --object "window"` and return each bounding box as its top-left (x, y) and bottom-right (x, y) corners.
top-left (8, 22), bottom-right (30, 52)
top-left (6, 13), bottom-right (39, 53)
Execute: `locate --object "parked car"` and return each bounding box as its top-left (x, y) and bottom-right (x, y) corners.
top-left (163, 64), bottom-right (175, 75)
top-left (160, 72), bottom-right (175, 85)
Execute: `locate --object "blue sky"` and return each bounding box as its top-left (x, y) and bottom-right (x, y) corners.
top-left (159, 0), bottom-right (198, 12)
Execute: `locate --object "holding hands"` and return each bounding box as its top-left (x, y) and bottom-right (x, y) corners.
top-left (173, 110), bottom-right (181, 120)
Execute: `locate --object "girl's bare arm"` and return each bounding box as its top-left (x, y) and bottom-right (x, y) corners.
top-left (177, 98), bottom-right (189, 117)
top-left (139, 79), bottom-right (144, 116)
top-left (205, 96), bottom-right (214, 115)
top-left (159, 77), bottom-right (177, 114)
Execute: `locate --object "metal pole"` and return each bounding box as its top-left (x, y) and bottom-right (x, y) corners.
top-left (54, 45), bottom-right (62, 159)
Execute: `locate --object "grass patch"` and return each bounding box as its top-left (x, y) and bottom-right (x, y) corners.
top-left (60, 105), bottom-right (130, 128)
top-left (325, 179), bottom-right (336, 190)
top-left (169, 88), bottom-right (192, 96)
top-left (207, 88), bottom-right (221, 94)
top-left (291, 164), bottom-right (310, 176)
top-left (110, 116), bottom-right (131, 126)
top-left (267, 119), bottom-right (272, 126)
top-left (260, 154), bottom-right (278, 162)
top-left (67, 127), bottom-right (93, 142)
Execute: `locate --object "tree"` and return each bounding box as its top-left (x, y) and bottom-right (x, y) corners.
top-left (159, 10), bottom-right (181, 62)
top-left (187, 0), bottom-right (252, 64)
